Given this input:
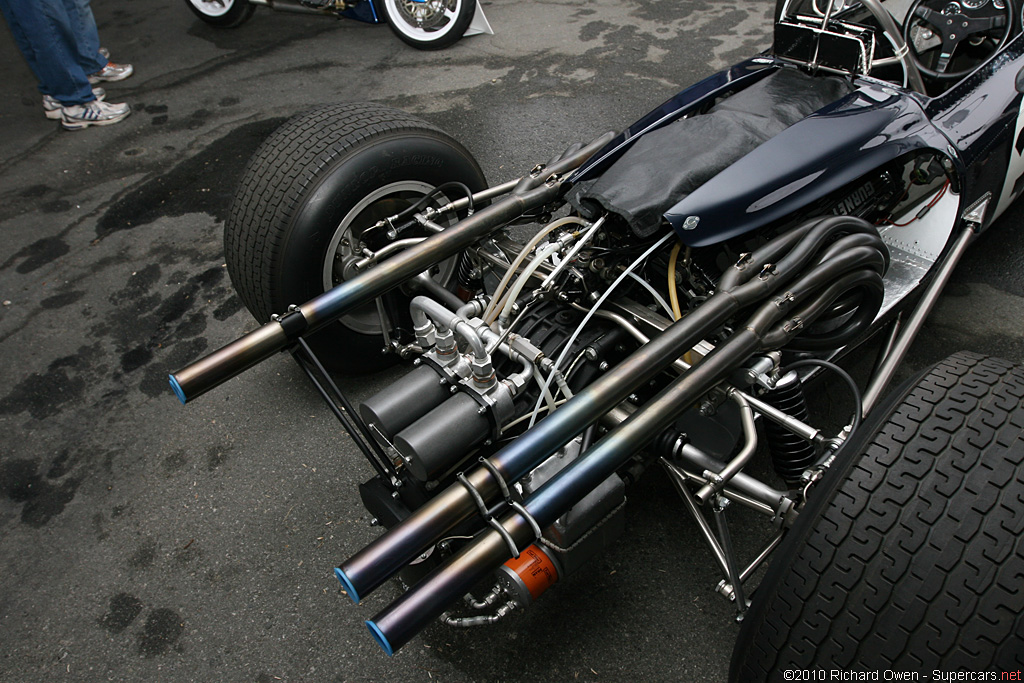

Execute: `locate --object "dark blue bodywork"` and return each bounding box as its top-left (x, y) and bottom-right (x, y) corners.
top-left (341, 0), bottom-right (380, 24)
top-left (572, 27), bottom-right (1024, 249)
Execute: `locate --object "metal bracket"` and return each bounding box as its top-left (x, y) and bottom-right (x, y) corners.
top-left (272, 304), bottom-right (308, 340)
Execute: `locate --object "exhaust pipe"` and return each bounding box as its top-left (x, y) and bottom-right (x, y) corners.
top-left (364, 252), bottom-right (887, 654)
top-left (168, 132), bottom-right (617, 404)
top-left (335, 216), bottom-right (886, 603)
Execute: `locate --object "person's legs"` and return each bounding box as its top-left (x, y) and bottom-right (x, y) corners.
top-left (0, 0), bottom-right (94, 104)
top-left (61, 0), bottom-right (106, 75)
top-left (0, 1), bottom-right (48, 92)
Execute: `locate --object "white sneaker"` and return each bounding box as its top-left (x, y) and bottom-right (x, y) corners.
top-left (88, 61), bottom-right (133, 84)
top-left (42, 88), bottom-right (106, 120)
top-left (61, 100), bottom-right (131, 130)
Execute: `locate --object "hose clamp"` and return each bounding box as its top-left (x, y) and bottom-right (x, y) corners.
top-left (457, 473), bottom-right (523, 558)
top-left (457, 464), bottom-right (542, 560)
top-left (271, 305), bottom-right (308, 340)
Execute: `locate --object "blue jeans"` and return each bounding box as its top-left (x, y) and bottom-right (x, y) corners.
top-left (0, 0), bottom-right (108, 105)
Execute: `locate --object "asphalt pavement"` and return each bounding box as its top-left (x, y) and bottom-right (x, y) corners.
top-left (2, 1), bottom-right (1024, 681)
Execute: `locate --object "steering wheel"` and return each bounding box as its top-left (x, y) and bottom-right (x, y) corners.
top-left (901, 0), bottom-right (1013, 79)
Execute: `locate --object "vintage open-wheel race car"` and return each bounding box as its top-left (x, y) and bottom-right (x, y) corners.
top-left (171, 0), bottom-right (1024, 674)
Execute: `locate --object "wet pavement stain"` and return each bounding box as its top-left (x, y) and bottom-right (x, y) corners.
top-left (40, 290), bottom-right (86, 309)
top-left (3, 237), bottom-right (71, 274)
top-left (207, 443), bottom-right (231, 471)
top-left (138, 608), bottom-right (184, 657)
top-left (92, 511), bottom-right (110, 541)
top-left (40, 199), bottom-right (73, 214)
top-left (110, 264), bottom-right (162, 305)
top-left (91, 252), bottom-right (238, 398)
top-left (99, 593), bottom-right (144, 634)
top-left (0, 348), bottom-right (94, 419)
top-left (46, 449), bottom-right (76, 479)
top-left (19, 184), bottom-right (49, 198)
top-left (129, 540), bottom-right (160, 569)
top-left (213, 294), bottom-right (243, 321)
top-left (182, 109), bottom-right (213, 131)
top-left (95, 117), bottom-right (287, 238)
top-left (163, 450), bottom-right (189, 474)
top-left (120, 345), bottom-right (153, 373)
top-left (0, 458), bottom-right (81, 527)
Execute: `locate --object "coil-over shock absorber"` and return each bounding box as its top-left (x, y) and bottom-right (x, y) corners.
top-left (763, 370), bottom-right (816, 485)
top-left (455, 252), bottom-right (482, 299)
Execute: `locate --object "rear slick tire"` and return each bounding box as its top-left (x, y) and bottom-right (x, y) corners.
top-left (224, 102), bottom-right (486, 375)
top-left (731, 351), bottom-right (1024, 679)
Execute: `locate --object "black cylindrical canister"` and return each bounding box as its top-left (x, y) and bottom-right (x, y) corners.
top-left (394, 392), bottom-right (490, 481)
top-left (359, 365), bottom-right (451, 444)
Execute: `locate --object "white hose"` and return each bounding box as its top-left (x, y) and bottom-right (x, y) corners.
top-left (501, 398), bottom-right (567, 433)
top-left (627, 271), bottom-right (674, 319)
top-left (539, 216), bottom-right (605, 290)
top-left (498, 240), bottom-right (562, 325)
top-left (526, 231), bottom-right (676, 428)
top-left (482, 216), bottom-right (588, 324)
top-left (532, 366), bottom-right (558, 415)
top-left (551, 368), bottom-right (574, 400)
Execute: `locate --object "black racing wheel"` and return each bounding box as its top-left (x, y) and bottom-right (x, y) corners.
top-left (902, 0), bottom-right (1013, 79)
top-left (224, 102), bottom-right (487, 375)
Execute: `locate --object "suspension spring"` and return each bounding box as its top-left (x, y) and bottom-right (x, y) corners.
top-left (763, 371), bottom-right (816, 485)
top-left (455, 252), bottom-right (482, 297)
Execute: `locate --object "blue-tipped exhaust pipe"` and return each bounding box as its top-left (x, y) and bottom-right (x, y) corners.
top-left (336, 217), bottom-right (885, 607)
top-left (360, 223), bottom-right (888, 655)
top-left (168, 133), bottom-right (617, 405)
top-left (334, 567), bottom-right (362, 604)
top-left (366, 620), bottom-right (395, 657)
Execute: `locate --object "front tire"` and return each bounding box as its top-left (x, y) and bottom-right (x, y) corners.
top-left (224, 102), bottom-right (486, 374)
top-left (731, 352), bottom-right (1024, 677)
top-left (184, 0), bottom-right (255, 27)
top-left (380, 0), bottom-right (476, 50)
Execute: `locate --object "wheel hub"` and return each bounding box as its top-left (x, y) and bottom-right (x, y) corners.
top-left (396, 0), bottom-right (454, 29)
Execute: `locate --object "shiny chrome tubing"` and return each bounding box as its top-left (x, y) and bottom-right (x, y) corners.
top-left (432, 178), bottom-right (521, 217)
top-left (337, 216), bottom-right (884, 604)
top-left (673, 443), bottom-right (786, 513)
top-left (363, 230), bottom-right (890, 655)
top-left (169, 134), bottom-right (618, 404)
top-left (694, 393), bottom-right (757, 503)
top-left (858, 0), bottom-right (927, 93)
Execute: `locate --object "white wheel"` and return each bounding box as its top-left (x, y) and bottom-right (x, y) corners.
top-left (380, 0), bottom-right (475, 50)
top-left (184, 0), bottom-right (255, 27)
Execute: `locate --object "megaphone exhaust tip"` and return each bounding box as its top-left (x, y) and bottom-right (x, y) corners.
top-left (366, 620), bottom-right (394, 656)
top-left (334, 567), bottom-right (361, 604)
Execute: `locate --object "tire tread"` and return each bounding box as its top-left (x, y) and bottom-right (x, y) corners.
top-left (224, 103), bottom-right (457, 322)
top-left (732, 352), bottom-right (1024, 678)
